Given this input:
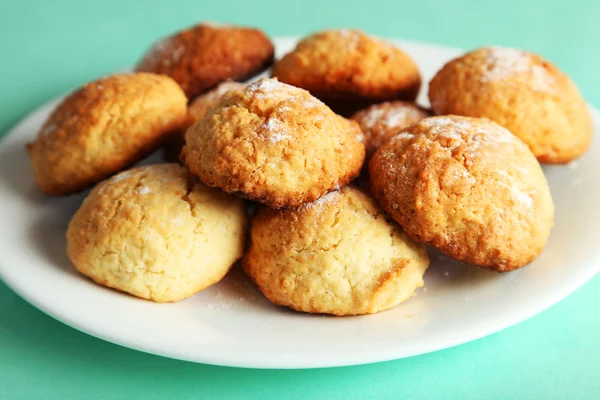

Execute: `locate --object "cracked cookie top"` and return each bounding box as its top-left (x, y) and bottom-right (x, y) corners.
top-left (26, 73), bottom-right (188, 196)
top-left (183, 78), bottom-right (365, 208)
top-left (369, 115), bottom-right (554, 272)
top-left (243, 185), bottom-right (429, 315)
top-left (136, 23), bottom-right (274, 100)
top-left (66, 163), bottom-right (248, 302)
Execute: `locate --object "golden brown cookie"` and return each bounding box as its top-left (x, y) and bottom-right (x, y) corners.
top-left (27, 73), bottom-right (188, 196)
top-left (183, 78), bottom-right (365, 208)
top-left (136, 23), bottom-right (274, 100)
top-left (351, 101), bottom-right (431, 160)
top-left (272, 30), bottom-right (421, 115)
top-left (188, 80), bottom-right (248, 121)
top-left (66, 164), bottom-right (248, 303)
top-left (243, 186), bottom-right (429, 315)
top-left (369, 116), bottom-right (554, 272)
top-left (428, 46), bottom-right (592, 164)
top-left (163, 81), bottom-right (248, 163)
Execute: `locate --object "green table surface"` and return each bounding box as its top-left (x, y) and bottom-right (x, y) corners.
top-left (1, 1), bottom-right (599, 399)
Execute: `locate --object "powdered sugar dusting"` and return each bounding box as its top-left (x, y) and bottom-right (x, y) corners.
top-left (302, 190), bottom-right (339, 211)
top-left (110, 170), bottom-right (135, 183)
top-left (362, 108), bottom-right (385, 129)
top-left (246, 79), bottom-right (327, 143)
top-left (98, 170), bottom-right (137, 195)
top-left (392, 132), bottom-right (415, 141)
top-left (246, 79), bottom-right (322, 110)
top-left (262, 117), bottom-right (290, 143)
top-left (337, 29), bottom-right (361, 50)
top-left (247, 78), bottom-right (291, 95)
top-left (495, 170), bottom-right (534, 209)
top-left (362, 106), bottom-right (425, 130)
top-left (421, 116), bottom-right (472, 142)
top-left (143, 35), bottom-right (185, 68)
top-left (138, 186), bottom-right (151, 195)
top-left (383, 108), bottom-right (420, 128)
top-left (233, 78), bottom-right (339, 146)
top-left (446, 167), bottom-right (474, 186)
top-left (480, 47), bottom-right (554, 92)
top-left (422, 116), bottom-right (514, 147)
top-left (203, 289), bottom-right (247, 310)
top-left (512, 188), bottom-right (533, 208)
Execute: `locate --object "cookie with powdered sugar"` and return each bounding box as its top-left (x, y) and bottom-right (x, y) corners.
top-left (272, 29), bottom-right (421, 116)
top-left (428, 47), bottom-right (592, 164)
top-left (369, 115), bottom-right (554, 271)
top-left (183, 78), bottom-right (365, 208)
top-left (136, 23), bottom-right (273, 100)
top-left (67, 164), bottom-right (248, 302)
top-left (243, 186), bottom-right (429, 315)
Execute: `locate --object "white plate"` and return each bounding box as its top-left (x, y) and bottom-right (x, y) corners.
top-left (1, 37), bottom-right (599, 369)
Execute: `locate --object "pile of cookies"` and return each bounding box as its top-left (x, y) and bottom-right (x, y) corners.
top-left (26, 23), bottom-right (592, 315)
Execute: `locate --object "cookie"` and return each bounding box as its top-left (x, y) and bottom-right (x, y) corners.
top-left (351, 101), bottom-right (431, 160)
top-left (272, 29), bottom-right (421, 115)
top-left (183, 78), bottom-right (365, 208)
top-left (27, 73), bottom-right (188, 196)
top-left (66, 164), bottom-right (248, 303)
top-left (428, 46), bottom-right (593, 164)
top-left (243, 186), bottom-right (429, 315)
top-left (136, 23), bottom-right (274, 100)
top-left (369, 116), bottom-right (554, 272)
top-left (163, 81), bottom-right (247, 163)
top-left (188, 80), bottom-right (248, 121)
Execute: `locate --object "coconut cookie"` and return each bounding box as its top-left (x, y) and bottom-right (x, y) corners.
top-left (369, 116), bottom-right (554, 272)
top-left (163, 81), bottom-right (247, 163)
top-left (351, 101), bottom-right (431, 160)
top-left (428, 46), bottom-right (592, 164)
top-left (27, 73), bottom-right (188, 196)
top-left (66, 164), bottom-right (248, 303)
top-left (243, 186), bottom-right (429, 316)
top-left (272, 29), bottom-right (421, 115)
top-left (183, 78), bottom-right (365, 208)
top-left (136, 23), bottom-right (274, 100)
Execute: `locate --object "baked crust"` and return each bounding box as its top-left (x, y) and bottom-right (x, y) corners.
top-left (369, 115), bottom-right (554, 271)
top-left (243, 186), bottom-right (429, 315)
top-left (27, 73), bottom-right (188, 195)
top-left (136, 23), bottom-right (274, 99)
top-left (66, 164), bottom-right (248, 302)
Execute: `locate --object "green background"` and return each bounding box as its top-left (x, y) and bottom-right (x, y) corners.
top-left (1, 0), bottom-right (599, 398)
